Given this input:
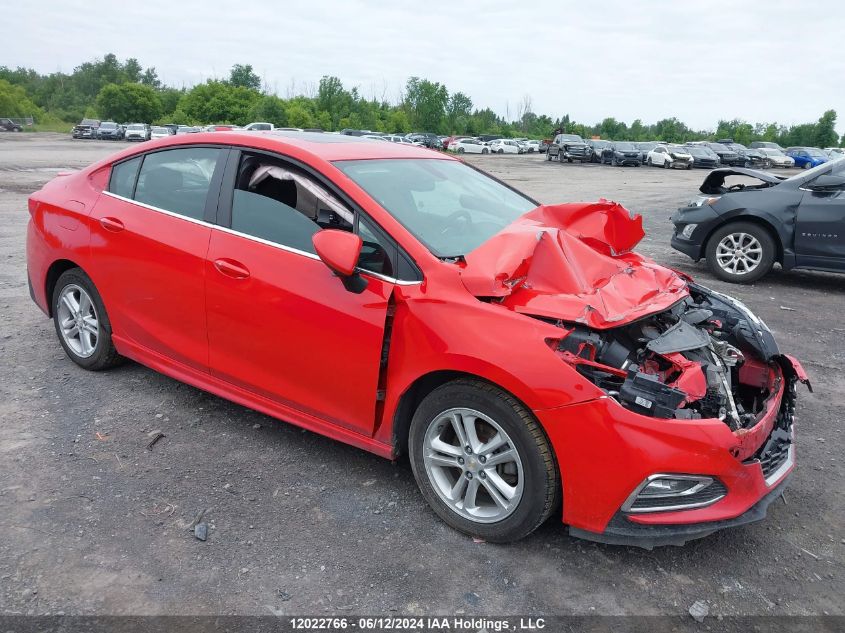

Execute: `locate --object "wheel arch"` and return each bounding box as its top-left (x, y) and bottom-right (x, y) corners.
top-left (390, 370), bottom-right (539, 459)
top-left (701, 214), bottom-right (785, 264)
top-left (44, 259), bottom-right (85, 317)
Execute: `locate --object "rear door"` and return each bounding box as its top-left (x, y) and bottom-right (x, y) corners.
top-left (205, 149), bottom-right (403, 435)
top-left (91, 145), bottom-right (227, 370)
top-left (795, 164), bottom-right (845, 270)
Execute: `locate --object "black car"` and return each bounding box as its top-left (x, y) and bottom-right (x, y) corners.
top-left (71, 118), bottom-right (100, 139)
top-left (671, 163), bottom-right (845, 283)
top-left (601, 141), bottom-right (642, 166)
top-left (408, 132), bottom-right (443, 149)
top-left (546, 133), bottom-right (591, 163)
top-left (719, 141), bottom-right (769, 168)
top-left (96, 121), bottom-right (124, 140)
top-left (586, 139), bottom-right (611, 163)
top-left (0, 118), bottom-right (23, 132)
top-left (684, 145), bottom-right (721, 169)
top-left (703, 142), bottom-right (742, 166)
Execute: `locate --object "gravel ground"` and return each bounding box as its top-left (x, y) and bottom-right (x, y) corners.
top-left (0, 134), bottom-right (842, 618)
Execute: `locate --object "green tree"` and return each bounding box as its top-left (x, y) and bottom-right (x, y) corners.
top-left (248, 95), bottom-right (288, 126)
top-left (814, 110), bottom-right (838, 148)
top-left (405, 77), bottom-right (448, 132)
top-left (96, 82), bottom-right (162, 122)
top-left (0, 79), bottom-right (44, 118)
top-left (286, 102), bottom-right (314, 128)
top-left (141, 67), bottom-right (161, 89)
top-left (178, 80), bottom-right (260, 124)
top-left (446, 91), bottom-right (473, 133)
top-left (317, 75), bottom-right (352, 129)
top-left (228, 64), bottom-right (261, 91)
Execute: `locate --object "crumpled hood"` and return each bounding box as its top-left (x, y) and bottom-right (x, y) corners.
top-left (459, 201), bottom-right (689, 329)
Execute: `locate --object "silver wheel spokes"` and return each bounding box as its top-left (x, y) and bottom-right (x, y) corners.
top-left (423, 408), bottom-right (524, 524)
top-left (57, 284), bottom-right (99, 358)
top-left (715, 232), bottom-right (763, 275)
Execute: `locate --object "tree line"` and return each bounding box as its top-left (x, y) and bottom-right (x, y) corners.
top-left (0, 53), bottom-right (842, 147)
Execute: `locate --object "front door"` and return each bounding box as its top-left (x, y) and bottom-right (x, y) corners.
top-left (205, 152), bottom-right (394, 435)
top-left (795, 172), bottom-right (845, 270)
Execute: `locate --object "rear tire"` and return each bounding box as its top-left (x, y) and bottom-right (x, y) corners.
top-left (409, 379), bottom-right (560, 543)
top-left (705, 222), bottom-right (776, 284)
top-left (52, 269), bottom-right (123, 370)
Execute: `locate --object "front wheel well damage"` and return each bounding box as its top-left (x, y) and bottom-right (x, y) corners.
top-left (390, 371), bottom-right (534, 459)
top-left (45, 259), bottom-right (83, 316)
top-left (704, 217), bottom-right (783, 264)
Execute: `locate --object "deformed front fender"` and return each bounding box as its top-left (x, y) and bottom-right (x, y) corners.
top-left (374, 284), bottom-right (606, 449)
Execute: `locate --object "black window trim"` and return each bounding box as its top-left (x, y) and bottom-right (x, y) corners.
top-left (217, 146), bottom-right (423, 284)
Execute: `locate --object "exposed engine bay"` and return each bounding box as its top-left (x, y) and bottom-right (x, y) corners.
top-left (553, 282), bottom-right (803, 428)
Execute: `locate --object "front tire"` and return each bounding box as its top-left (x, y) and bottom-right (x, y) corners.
top-left (409, 379), bottom-right (559, 543)
top-left (52, 269), bottom-right (122, 370)
top-left (705, 222), bottom-right (776, 284)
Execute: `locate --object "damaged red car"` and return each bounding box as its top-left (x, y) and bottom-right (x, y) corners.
top-left (26, 132), bottom-right (810, 547)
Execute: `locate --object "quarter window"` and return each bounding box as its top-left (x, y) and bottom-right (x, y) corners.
top-left (134, 147), bottom-right (221, 220)
top-left (109, 156), bottom-right (141, 198)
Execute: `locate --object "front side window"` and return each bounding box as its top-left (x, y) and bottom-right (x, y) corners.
top-left (134, 147), bottom-right (221, 220)
top-left (228, 152), bottom-right (413, 278)
top-left (335, 158), bottom-right (537, 258)
top-left (230, 155), bottom-right (351, 255)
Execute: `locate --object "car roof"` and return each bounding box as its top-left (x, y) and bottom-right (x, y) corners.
top-left (91, 130), bottom-right (455, 169)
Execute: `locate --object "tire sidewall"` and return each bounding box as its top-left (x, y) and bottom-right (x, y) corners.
top-left (52, 269), bottom-right (116, 370)
top-left (408, 382), bottom-right (557, 542)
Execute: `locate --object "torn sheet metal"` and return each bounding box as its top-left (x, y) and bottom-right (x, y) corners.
top-left (460, 200), bottom-right (689, 328)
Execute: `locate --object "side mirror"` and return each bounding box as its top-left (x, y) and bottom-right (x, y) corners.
top-left (808, 174), bottom-right (845, 191)
top-left (312, 230), bottom-right (368, 293)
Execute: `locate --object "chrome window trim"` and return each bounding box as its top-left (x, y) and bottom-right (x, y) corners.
top-left (621, 474), bottom-right (725, 514)
top-left (101, 191), bottom-right (421, 286)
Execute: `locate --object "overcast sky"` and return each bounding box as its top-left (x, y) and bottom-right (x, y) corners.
top-left (3, 0), bottom-right (844, 134)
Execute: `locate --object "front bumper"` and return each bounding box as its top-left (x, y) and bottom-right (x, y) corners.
top-left (569, 474), bottom-right (790, 548)
top-left (669, 205), bottom-right (720, 260)
top-left (537, 361), bottom-right (802, 548)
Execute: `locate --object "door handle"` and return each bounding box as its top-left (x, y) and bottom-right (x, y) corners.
top-left (99, 217), bottom-right (124, 232)
top-left (213, 258), bottom-right (250, 280)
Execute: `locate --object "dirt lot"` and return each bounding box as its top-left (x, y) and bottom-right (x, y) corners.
top-left (0, 133), bottom-right (842, 617)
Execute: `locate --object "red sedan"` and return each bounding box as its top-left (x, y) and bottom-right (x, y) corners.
top-left (26, 132), bottom-right (809, 545)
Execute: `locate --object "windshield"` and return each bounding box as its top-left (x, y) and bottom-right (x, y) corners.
top-left (334, 159), bottom-right (537, 258)
top-left (614, 142), bottom-right (636, 150)
top-left (668, 145), bottom-right (688, 153)
top-left (559, 134), bottom-right (583, 142)
top-left (807, 149), bottom-right (827, 158)
top-left (762, 148), bottom-right (784, 156)
top-left (128, 124), bottom-right (144, 130)
top-left (101, 123), bottom-right (117, 129)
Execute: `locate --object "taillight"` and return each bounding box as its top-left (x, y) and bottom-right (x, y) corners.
top-left (28, 197), bottom-right (39, 217)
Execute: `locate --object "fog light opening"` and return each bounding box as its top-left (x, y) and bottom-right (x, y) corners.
top-left (622, 474), bottom-right (726, 513)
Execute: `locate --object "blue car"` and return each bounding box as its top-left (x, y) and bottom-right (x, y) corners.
top-left (787, 147), bottom-right (828, 170)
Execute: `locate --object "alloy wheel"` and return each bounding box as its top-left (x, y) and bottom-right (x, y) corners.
top-left (422, 408), bottom-right (524, 523)
top-left (715, 232), bottom-right (763, 276)
top-left (56, 284), bottom-right (100, 358)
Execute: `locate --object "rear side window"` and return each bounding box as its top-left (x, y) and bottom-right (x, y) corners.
top-left (134, 147), bottom-right (221, 220)
top-left (109, 156), bottom-right (141, 198)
